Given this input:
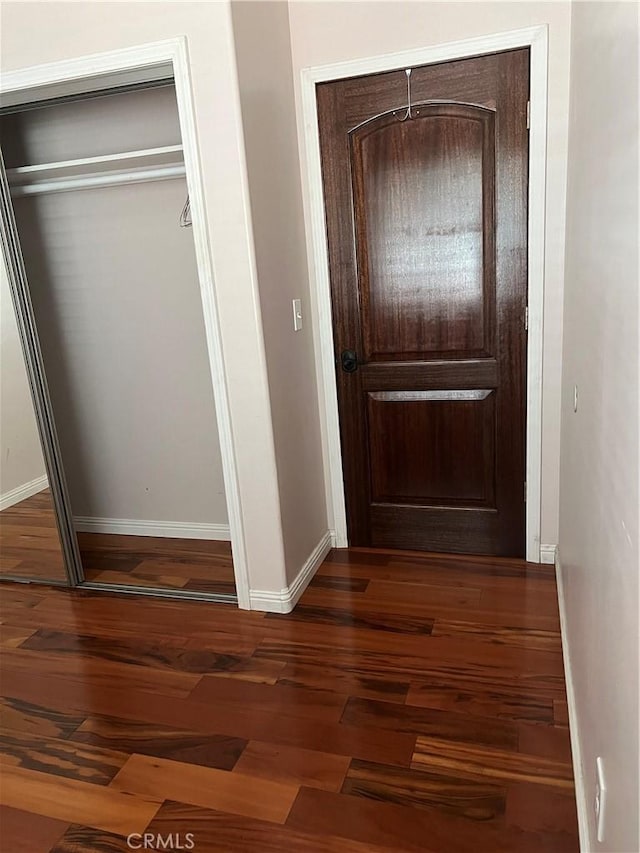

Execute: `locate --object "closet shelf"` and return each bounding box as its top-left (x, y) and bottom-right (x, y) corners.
top-left (7, 144), bottom-right (186, 196)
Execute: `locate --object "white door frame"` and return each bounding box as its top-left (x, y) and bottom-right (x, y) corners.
top-left (0, 37), bottom-right (251, 606)
top-left (301, 25), bottom-right (548, 563)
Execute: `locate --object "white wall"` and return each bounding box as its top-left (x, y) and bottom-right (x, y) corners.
top-left (288, 0), bottom-right (572, 551)
top-left (231, 0), bottom-right (328, 584)
top-left (8, 88), bottom-right (229, 528)
top-left (0, 0), bottom-right (288, 599)
top-left (0, 261), bottom-right (46, 500)
top-left (559, 3), bottom-right (639, 851)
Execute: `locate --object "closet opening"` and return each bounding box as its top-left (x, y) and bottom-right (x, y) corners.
top-left (1, 66), bottom-right (238, 603)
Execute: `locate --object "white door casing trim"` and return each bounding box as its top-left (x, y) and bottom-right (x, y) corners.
top-left (300, 25), bottom-right (548, 562)
top-left (539, 543), bottom-right (558, 565)
top-left (0, 38), bottom-right (251, 606)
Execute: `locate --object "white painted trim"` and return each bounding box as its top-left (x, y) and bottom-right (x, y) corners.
top-left (74, 516), bottom-right (230, 541)
top-left (0, 43), bottom-right (176, 105)
top-left (540, 544), bottom-right (558, 565)
top-left (0, 474), bottom-right (48, 511)
top-left (0, 38), bottom-right (251, 608)
top-left (300, 25), bottom-right (549, 560)
top-left (300, 73), bottom-right (348, 548)
top-left (525, 26), bottom-right (549, 565)
top-left (249, 531), bottom-right (332, 613)
top-left (555, 548), bottom-right (589, 852)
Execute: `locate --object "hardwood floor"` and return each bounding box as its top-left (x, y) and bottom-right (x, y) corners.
top-left (0, 490), bottom-right (67, 583)
top-left (79, 533), bottom-right (236, 596)
top-left (0, 548), bottom-right (579, 852)
top-left (0, 491), bottom-right (236, 594)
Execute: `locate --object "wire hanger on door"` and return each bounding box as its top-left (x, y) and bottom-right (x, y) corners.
top-left (393, 69), bottom-right (420, 122)
top-left (179, 196), bottom-right (192, 227)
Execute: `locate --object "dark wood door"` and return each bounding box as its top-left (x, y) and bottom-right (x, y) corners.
top-left (317, 49), bottom-right (529, 556)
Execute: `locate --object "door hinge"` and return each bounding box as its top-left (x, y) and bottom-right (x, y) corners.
top-left (524, 481), bottom-right (527, 502)
top-left (526, 100), bottom-right (530, 130)
top-left (524, 306), bottom-right (529, 331)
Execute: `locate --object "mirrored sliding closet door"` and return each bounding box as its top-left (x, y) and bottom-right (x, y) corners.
top-left (1, 78), bottom-right (236, 601)
top-left (0, 258), bottom-right (68, 584)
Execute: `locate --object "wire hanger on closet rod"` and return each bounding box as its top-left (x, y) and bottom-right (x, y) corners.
top-left (179, 196), bottom-right (192, 227)
top-left (393, 69), bottom-right (421, 122)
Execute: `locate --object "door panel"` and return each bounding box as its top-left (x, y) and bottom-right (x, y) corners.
top-left (367, 390), bottom-right (496, 505)
top-left (317, 49), bottom-right (529, 556)
top-left (352, 105), bottom-right (495, 360)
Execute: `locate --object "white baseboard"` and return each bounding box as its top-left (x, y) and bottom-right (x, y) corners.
top-left (74, 516), bottom-right (230, 541)
top-left (249, 530), bottom-right (333, 613)
top-left (555, 548), bottom-right (590, 852)
top-left (0, 474), bottom-right (48, 511)
top-left (540, 543), bottom-right (558, 564)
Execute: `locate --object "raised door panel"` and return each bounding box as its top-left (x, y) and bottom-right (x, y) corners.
top-left (350, 105), bottom-right (496, 361)
top-left (366, 390), bottom-right (496, 507)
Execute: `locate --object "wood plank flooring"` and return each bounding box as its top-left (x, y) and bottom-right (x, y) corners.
top-left (79, 532), bottom-right (236, 596)
top-left (0, 547), bottom-right (579, 851)
top-left (0, 490), bottom-right (67, 583)
top-left (0, 491), bottom-right (236, 594)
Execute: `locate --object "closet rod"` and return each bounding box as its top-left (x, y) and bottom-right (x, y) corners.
top-left (7, 145), bottom-right (185, 196)
top-left (9, 165), bottom-right (186, 196)
top-left (9, 144), bottom-right (183, 177)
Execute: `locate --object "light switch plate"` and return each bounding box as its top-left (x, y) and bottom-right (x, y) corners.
top-left (292, 298), bottom-right (303, 332)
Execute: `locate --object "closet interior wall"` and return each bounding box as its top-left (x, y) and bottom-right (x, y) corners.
top-left (1, 83), bottom-right (234, 597)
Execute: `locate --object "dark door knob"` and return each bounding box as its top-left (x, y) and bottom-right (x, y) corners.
top-left (341, 349), bottom-right (358, 373)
